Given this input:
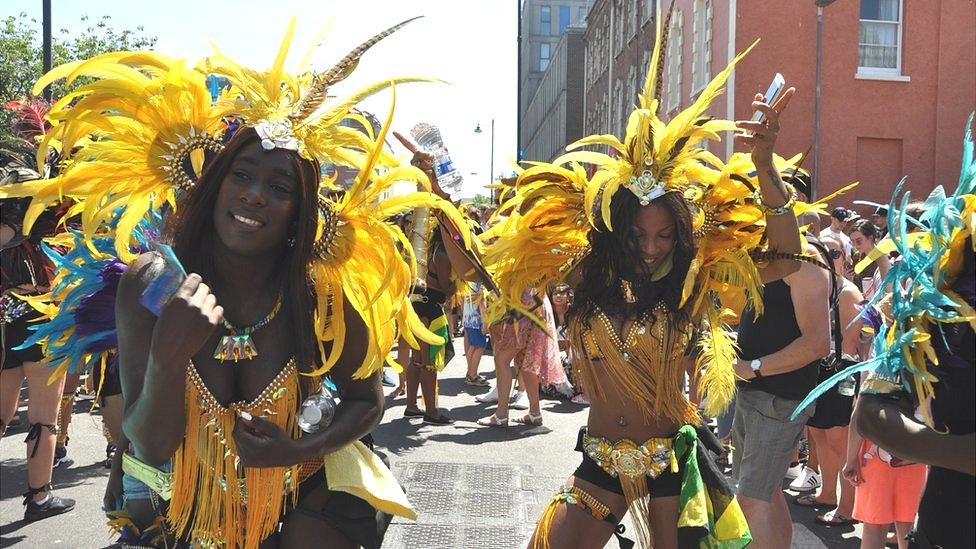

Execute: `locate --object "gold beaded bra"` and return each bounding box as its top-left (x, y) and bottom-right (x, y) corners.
top-left (168, 359), bottom-right (316, 549)
top-left (569, 302), bottom-right (701, 427)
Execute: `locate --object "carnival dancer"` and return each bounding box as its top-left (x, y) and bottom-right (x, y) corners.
top-left (0, 17), bottom-right (484, 548)
top-left (484, 8), bottom-right (806, 547)
top-left (393, 132), bottom-right (496, 426)
top-left (0, 100), bottom-right (75, 520)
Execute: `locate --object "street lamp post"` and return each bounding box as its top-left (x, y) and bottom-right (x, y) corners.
top-left (474, 119), bottom-right (495, 183)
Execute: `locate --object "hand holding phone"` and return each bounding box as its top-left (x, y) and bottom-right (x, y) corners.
top-left (140, 244), bottom-right (187, 316)
top-left (751, 73), bottom-right (786, 124)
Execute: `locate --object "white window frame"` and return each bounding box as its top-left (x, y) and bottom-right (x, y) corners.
top-left (540, 5), bottom-right (552, 36)
top-left (856, 0), bottom-right (908, 80)
top-left (540, 42), bottom-right (551, 72)
top-left (691, 0), bottom-right (712, 95)
top-left (630, 0), bottom-right (639, 40)
top-left (666, 10), bottom-right (683, 113)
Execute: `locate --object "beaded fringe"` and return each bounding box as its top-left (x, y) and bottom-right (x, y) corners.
top-left (569, 304), bottom-right (700, 427)
top-left (168, 361), bottom-right (300, 549)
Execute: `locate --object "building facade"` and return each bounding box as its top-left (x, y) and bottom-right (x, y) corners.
top-left (582, 0), bottom-right (658, 140)
top-left (578, 0), bottom-right (974, 209)
top-left (523, 27), bottom-right (587, 163)
top-left (519, 0), bottom-right (594, 154)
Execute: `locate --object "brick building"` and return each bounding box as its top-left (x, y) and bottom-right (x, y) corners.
top-left (579, 0), bottom-right (975, 210)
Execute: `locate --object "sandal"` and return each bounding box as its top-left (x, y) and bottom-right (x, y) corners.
top-left (794, 494), bottom-right (833, 508)
top-left (403, 408), bottom-right (424, 418)
top-left (389, 386), bottom-right (405, 399)
top-left (816, 510), bottom-right (858, 527)
top-left (477, 414), bottom-right (509, 427)
top-left (514, 413), bottom-right (543, 426)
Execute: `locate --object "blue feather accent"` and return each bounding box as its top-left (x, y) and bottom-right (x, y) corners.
top-left (16, 209), bottom-right (164, 375)
top-left (794, 113), bottom-right (976, 420)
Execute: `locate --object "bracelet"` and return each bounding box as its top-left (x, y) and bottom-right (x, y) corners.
top-left (754, 182), bottom-right (798, 216)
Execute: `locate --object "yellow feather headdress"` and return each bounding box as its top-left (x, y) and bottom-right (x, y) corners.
top-left (485, 5), bottom-right (785, 417)
top-left (0, 18), bottom-right (432, 263)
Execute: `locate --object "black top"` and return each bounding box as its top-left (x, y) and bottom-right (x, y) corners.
top-left (915, 246), bottom-right (975, 548)
top-left (736, 279), bottom-right (819, 401)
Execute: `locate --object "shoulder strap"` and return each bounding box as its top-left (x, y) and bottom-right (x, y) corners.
top-left (806, 236), bottom-right (843, 363)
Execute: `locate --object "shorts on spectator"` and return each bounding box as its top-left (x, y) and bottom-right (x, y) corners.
top-left (732, 386), bottom-right (814, 501)
top-left (464, 326), bottom-right (488, 349)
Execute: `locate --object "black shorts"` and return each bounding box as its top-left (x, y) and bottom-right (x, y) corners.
top-left (90, 356), bottom-right (123, 402)
top-left (284, 435), bottom-right (393, 549)
top-left (1, 308), bottom-right (45, 369)
top-left (571, 427), bottom-right (684, 498)
top-left (410, 287), bottom-right (447, 322)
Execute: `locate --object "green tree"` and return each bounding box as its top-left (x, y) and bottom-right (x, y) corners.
top-left (1, 12), bottom-right (156, 140)
top-left (470, 193), bottom-right (492, 206)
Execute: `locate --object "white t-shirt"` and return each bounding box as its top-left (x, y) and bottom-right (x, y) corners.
top-left (819, 226), bottom-right (853, 258)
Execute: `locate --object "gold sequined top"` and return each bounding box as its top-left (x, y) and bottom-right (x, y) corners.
top-left (569, 302), bottom-right (701, 426)
top-left (168, 359), bottom-right (316, 549)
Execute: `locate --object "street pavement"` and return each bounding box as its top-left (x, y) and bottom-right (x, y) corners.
top-left (1, 340), bottom-right (861, 548)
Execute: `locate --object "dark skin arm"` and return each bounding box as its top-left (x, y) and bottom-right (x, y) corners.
top-left (854, 392), bottom-right (976, 476)
top-left (735, 88), bottom-right (802, 283)
top-left (232, 295), bottom-right (384, 467)
top-left (393, 131), bottom-right (495, 289)
top-left (118, 254), bottom-right (222, 467)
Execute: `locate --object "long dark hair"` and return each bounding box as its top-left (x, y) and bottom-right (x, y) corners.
top-left (166, 127), bottom-right (321, 372)
top-left (568, 190), bottom-right (696, 325)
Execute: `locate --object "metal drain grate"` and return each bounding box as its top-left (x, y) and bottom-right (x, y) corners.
top-left (407, 462), bottom-right (463, 490)
top-left (460, 491), bottom-right (519, 519)
top-left (398, 524), bottom-right (458, 549)
top-left (408, 489), bottom-right (458, 516)
top-left (462, 464), bottom-right (522, 492)
top-left (459, 526), bottom-right (528, 548)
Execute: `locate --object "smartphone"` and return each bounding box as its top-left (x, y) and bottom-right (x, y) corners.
top-left (139, 243), bottom-right (187, 316)
top-left (751, 73), bottom-right (786, 123)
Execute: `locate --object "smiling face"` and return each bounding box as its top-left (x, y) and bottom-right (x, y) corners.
top-left (212, 141), bottom-right (300, 257)
top-left (631, 202), bottom-right (676, 273)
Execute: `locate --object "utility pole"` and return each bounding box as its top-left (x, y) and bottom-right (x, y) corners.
top-left (813, 0), bottom-right (837, 200)
top-left (42, 0), bottom-right (52, 101)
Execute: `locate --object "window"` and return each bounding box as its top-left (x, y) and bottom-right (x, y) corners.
top-left (578, 6), bottom-right (587, 25)
top-left (858, 0), bottom-right (902, 74)
top-left (692, 0), bottom-right (712, 92)
top-left (540, 42), bottom-right (551, 71)
top-left (666, 10), bottom-right (683, 112)
top-left (541, 6), bottom-right (551, 35)
top-left (560, 6), bottom-right (571, 33)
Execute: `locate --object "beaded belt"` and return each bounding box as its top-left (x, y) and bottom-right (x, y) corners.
top-left (581, 432), bottom-right (678, 479)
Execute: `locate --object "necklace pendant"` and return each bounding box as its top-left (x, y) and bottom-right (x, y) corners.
top-left (214, 334), bottom-right (259, 362)
top-left (617, 416), bottom-right (628, 427)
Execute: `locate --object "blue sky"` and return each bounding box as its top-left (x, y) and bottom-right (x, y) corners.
top-left (8, 0), bottom-right (518, 198)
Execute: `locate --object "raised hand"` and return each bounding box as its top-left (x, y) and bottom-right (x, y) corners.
top-left (735, 87), bottom-right (796, 167)
top-left (151, 273), bottom-right (223, 366)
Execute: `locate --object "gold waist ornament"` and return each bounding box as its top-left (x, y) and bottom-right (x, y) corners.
top-left (582, 433), bottom-right (679, 479)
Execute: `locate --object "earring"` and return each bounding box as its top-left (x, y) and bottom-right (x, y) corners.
top-left (287, 237), bottom-right (296, 248)
top-left (621, 279), bottom-right (636, 304)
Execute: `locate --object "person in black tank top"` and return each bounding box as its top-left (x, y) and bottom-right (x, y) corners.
top-left (731, 233), bottom-right (833, 548)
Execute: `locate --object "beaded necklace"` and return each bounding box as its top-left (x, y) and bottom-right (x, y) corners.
top-left (214, 293), bottom-right (283, 362)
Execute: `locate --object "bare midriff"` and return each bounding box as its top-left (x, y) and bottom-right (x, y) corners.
top-left (585, 357), bottom-right (685, 441)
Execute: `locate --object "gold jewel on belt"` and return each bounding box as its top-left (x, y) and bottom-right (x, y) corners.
top-left (582, 433), bottom-right (678, 479)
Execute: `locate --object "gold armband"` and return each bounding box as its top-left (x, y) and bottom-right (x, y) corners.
top-left (754, 182), bottom-right (798, 216)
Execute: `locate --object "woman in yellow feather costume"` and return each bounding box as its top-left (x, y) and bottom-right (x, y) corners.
top-left (486, 7), bottom-right (805, 549)
top-left (0, 17), bottom-right (485, 548)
